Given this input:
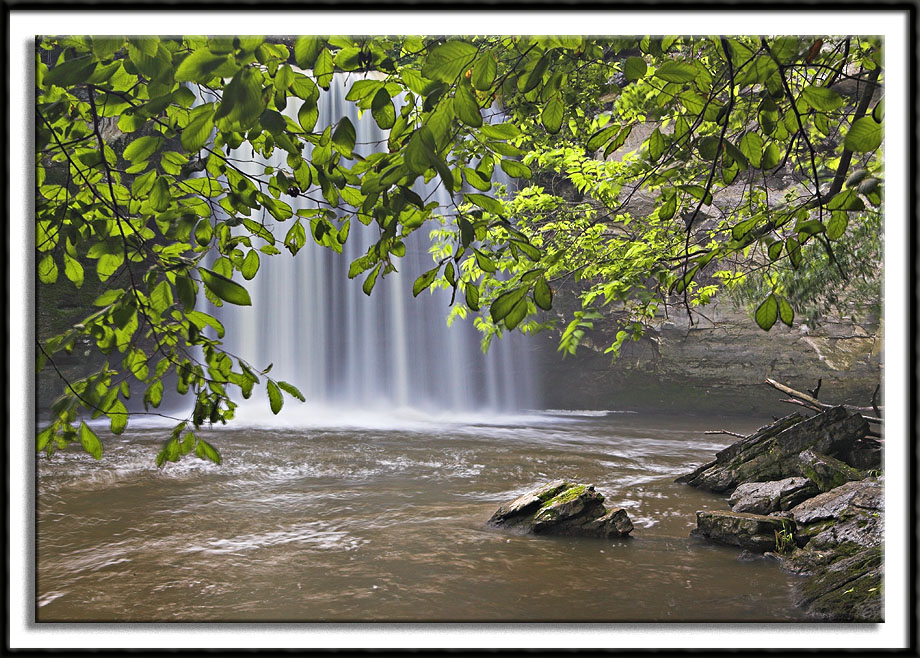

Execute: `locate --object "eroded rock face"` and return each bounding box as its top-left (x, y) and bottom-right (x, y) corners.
top-left (488, 480), bottom-right (633, 539)
top-left (692, 511), bottom-right (791, 552)
top-left (794, 449), bottom-right (864, 492)
top-left (676, 407), bottom-right (869, 493)
top-left (728, 477), bottom-right (819, 514)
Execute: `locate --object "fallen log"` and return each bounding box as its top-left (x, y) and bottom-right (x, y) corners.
top-left (765, 378), bottom-right (882, 424)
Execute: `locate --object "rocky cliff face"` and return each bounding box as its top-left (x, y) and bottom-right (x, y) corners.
top-left (536, 297), bottom-right (881, 415)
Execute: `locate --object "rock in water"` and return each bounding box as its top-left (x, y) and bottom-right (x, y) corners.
top-left (728, 477), bottom-right (819, 514)
top-left (488, 480), bottom-right (634, 539)
top-left (692, 510), bottom-right (792, 552)
top-left (676, 407), bottom-right (869, 493)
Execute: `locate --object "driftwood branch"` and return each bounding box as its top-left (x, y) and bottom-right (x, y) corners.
top-left (765, 378), bottom-right (882, 424)
top-left (704, 430), bottom-right (748, 439)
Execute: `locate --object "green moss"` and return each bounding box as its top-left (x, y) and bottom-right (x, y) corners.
top-left (541, 484), bottom-right (587, 509)
top-left (536, 481), bottom-right (570, 503)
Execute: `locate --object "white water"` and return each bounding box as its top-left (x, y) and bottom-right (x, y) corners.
top-left (212, 75), bottom-right (537, 424)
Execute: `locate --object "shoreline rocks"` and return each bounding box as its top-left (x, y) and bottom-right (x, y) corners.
top-left (488, 479), bottom-right (634, 539)
top-left (677, 406), bottom-right (882, 622)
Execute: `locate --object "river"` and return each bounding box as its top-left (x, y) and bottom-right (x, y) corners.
top-left (36, 409), bottom-right (806, 622)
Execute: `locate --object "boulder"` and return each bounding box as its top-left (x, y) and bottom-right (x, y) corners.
top-left (692, 510), bottom-right (793, 552)
top-left (488, 480), bottom-right (633, 539)
top-left (728, 477), bottom-right (819, 514)
top-left (676, 407), bottom-right (869, 493)
top-left (790, 477), bottom-right (882, 549)
top-left (794, 449), bottom-right (864, 492)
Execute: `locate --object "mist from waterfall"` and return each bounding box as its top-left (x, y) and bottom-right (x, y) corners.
top-left (211, 75), bottom-right (539, 425)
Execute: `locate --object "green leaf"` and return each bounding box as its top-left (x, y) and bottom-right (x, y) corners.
top-left (541, 95), bottom-right (564, 134)
top-left (465, 193), bottom-right (505, 216)
top-left (109, 400), bottom-right (128, 434)
top-left (413, 266), bottom-right (440, 296)
top-left (79, 421), bottom-right (103, 460)
top-left (801, 85), bottom-right (843, 112)
top-left (241, 249), bottom-right (260, 280)
top-left (534, 277), bottom-right (553, 310)
top-left (786, 237), bottom-right (802, 269)
top-left (214, 67), bottom-right (266, 132)
top-left (761, 142), bottom-right (780, 170)
top-left (345, 79), bottom-right (382, 101)
top-left (465, 282), bottom-right (481, 311)
top-left (182, 177), bottom-right (222, 198)
top-left (490, 286), bottom-right (529, 324)
top-left (63, 253), bottom-right (84, 288)
top-left (371, 89), bottom-right (395, 130)
top-left (872, 98), bottom-right (884, 123)
top-left (175, 49), bottom-right (229, 82)
top-left (844, 116), bottom-right (882, 152)
top-left (479, 123), bottom-right (521, 140)
top-left (44, 55), bottom-right (97, 87)
top-left (654, 61), bottom-right (698, 83)
top-left (38, 254), bottom-right (58, 284)
top-left (314, 48), bottom-right (334, 89)
top-left (624, 56), bottom-right (648, 81)
top-left (200, 268), bottom-right (252, 306)
top-left (648, 127), bottom-right (666, 162)
top-left (180, 105), bottom-right (216, 152)
top-left (768, 240), bottom-right (784, 261)
top-left (277, 380), bottom-right (305, 402)
top-left (658, 194), bottom-right (677, 221)
top-left (423, 40), bottom-right (478, 83)
top-left (586, 124), bottom-right (620, 153)
top-left (267, 380), bottom-right (283, 414)
top-left (463, 167), bottom-right (491, 191)
top-left (195, 438), bottom-right (222, 465)
top-left (454, 81), bottom-right (482, 128)
top-left (362, 263), bottom-right (381, 296)
top-left (500, 158), bottom-right (531, 179)
top-left (297, 99), bottom-right (319, 132)
top-left (504, 298), bottom-right (528, 330)
top-left (475, 249), bottom-right (497, 273)
top-left (826, 211), bottom-right (848, 240)
top-left (332, 117), bottom-right (356, 157)
top-left (471, 53), bottom-right (496, 91)
top-left (604, 125), bottom-right (633, 158)
top-left (293, 36), bottom-right (323, 69)
top-left (522, 54), bottom-right (550, 93)
top-left (778, 296), bottom-right (794, 327)
top-left (123, 135), bottom-right (162, 163)
top-left (739, 132), bottom-right (764, 169)
top-left (754, 294), bottom-right (778, 331)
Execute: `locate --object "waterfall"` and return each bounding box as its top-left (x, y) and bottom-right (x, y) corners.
top-left (210, 74), bottom-right (539, 423)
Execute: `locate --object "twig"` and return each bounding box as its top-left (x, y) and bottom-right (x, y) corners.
top-left (704, 429), bottom-right (747, 439)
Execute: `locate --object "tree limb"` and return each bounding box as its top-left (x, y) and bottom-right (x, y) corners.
top-left (765, 378), bottom-right (882, 423)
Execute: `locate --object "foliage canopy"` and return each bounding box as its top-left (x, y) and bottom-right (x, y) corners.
top-left (35, 34), bottom-right (883, 463)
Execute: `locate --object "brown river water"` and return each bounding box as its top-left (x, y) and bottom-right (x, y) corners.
top-left (36, 410), bottom-right (807, 622)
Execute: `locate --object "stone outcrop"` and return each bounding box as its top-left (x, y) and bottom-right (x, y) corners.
top-left (728, 477), bottom-right (819, 515)
top-left (676, 408), bottom-right (882, 622)
top-left (692, 511), bottom-right (791, 552)
top-left (675, 407), bottom-right (869, 493)
top-left (488, 480), bottom-right (633, 539)
top-left (793, 448), bottom-right (864, 492)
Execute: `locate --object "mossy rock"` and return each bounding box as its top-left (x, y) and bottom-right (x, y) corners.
top-left (489, 480), bottom-right (633, 539)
